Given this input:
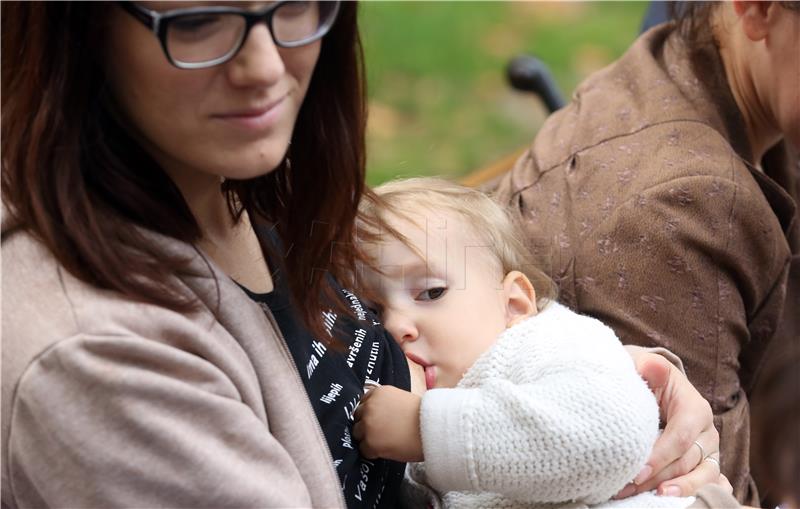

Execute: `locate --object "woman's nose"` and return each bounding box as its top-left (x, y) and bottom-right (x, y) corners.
top-left (383, 310), bottom-right (419, 345)
top-left (226, 24), bottom-right (285, 87)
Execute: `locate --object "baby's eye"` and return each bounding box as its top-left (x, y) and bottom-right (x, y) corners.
top-left (416, 287), bottom-right (447, 301)
top-left (361, 298), bottom-right (382, 315)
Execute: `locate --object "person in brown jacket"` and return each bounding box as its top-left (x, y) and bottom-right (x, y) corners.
top-left (492, 1), bottom-right (799, 505)
top-left (689, 341), bottom-right (800, 509)
top-left (0, 2), bottom-right (728, 508)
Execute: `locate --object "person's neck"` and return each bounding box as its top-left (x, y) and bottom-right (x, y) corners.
top-left (715, 8), bottom-right (782, 164)
top-left (157, 155), bottom-right (237, 243)
top-left (180, 173), bottom-right (238, 246)
top-left (179, 175), bottom-right (274, 293)
top-left (152, 154), bottom-right (273, 293)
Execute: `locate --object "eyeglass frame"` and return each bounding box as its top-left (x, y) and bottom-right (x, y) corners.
top-left (117, 1), bottom-right (341, 70)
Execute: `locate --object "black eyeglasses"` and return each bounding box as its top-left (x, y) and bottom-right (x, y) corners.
top-left (118, 1), bottom-right (340, 70)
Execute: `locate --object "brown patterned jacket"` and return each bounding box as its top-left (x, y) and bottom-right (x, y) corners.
top-left (491, 23), bottom-right (798, 505)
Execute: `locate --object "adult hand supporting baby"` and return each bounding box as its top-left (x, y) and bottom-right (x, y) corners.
top-left (352, 385), bottom-right (424, 463)
top-left (618, 347), bottom-right (729, 499)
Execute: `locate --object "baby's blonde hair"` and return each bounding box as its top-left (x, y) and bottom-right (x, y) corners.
top-left (358, 177), bottom-right (557, 308)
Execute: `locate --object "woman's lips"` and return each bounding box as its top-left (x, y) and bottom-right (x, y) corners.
top-left (213, 95), bottom-right (287, 131)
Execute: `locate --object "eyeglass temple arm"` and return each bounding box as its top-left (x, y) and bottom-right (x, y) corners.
top-left (117, 2), bottom-right (157, 31)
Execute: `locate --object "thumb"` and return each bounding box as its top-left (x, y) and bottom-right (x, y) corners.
top-left (637, 356), bottom-right (671, 391)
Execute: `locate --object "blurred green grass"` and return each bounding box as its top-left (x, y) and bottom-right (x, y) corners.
top-left (360, 1), bottom-right (649, 185)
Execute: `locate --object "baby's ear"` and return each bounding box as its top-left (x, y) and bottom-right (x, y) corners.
top-left (502, 271), bottom-right (537, 329)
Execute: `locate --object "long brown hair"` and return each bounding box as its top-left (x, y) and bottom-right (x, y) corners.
top-left (1, 2), bottom-right (368, 338)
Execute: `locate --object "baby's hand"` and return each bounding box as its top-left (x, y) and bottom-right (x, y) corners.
top-left (353, 385), bottom-right (423, 462)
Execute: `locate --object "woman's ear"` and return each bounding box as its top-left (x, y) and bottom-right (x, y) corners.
top-left (502, 271), bottom-right (537, 329)
top-left (732, 1), bottom-right (776, 41)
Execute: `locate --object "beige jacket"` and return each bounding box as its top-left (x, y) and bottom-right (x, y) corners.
top-left (492, 24), bottom-right (797, 504)
top-left (1, 222), bottom-right (344, 508)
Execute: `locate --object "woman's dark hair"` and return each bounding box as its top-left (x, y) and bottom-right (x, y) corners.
top-left (1, 2), bottom-right (368, 339)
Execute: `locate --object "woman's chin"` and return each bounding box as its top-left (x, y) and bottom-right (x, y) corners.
top-left (213, 155), bottom-right (288, 181)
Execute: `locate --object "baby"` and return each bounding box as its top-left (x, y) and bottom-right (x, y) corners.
top-left (352, 178), bottom-right (698, 509)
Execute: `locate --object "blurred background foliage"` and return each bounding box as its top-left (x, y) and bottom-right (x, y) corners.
top-left (360, 1), bottom-right (649, 185)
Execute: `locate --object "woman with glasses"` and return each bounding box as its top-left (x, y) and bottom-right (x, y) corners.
top-left (1, 2), bottom-right (725, 508)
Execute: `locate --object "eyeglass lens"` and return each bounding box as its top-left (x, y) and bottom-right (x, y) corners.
top-left (166, 1), bottom-right (335, 66)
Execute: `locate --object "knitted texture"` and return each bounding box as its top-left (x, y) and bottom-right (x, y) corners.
top-left (413, 302), bottom-right (693, 508)
top-left (441, 490), bottom-right (693, 509)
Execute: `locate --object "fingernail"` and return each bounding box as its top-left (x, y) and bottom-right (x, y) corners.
top-left (660, 485), bottom-right (681, 497)
top-left (634, 465), bottom-right (652, 485)
top-left (613, 484), bottom-right (636, 500)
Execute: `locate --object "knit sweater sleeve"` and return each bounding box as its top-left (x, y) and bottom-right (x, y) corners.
top-left (419, 303), bottom-right (660, 505)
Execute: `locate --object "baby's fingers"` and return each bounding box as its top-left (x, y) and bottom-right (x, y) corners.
top-left (352, 421), bottom-right (378, 459)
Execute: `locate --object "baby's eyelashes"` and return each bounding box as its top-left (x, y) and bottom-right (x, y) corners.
top-left (415, 287), bottom-right (447, 302)
top-left (360, 297), bottom-right (383, 316)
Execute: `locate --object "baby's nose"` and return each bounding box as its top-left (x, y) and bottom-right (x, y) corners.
top-left (384, 310), bottom-right (419, 345)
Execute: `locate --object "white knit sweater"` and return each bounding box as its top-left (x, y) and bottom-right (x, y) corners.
top-left (407, 302), bottom-right (694, 509)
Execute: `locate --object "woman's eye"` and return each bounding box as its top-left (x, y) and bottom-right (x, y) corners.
top-left (276, 1), bottom-right (313, 17)
top-left (171, 14), bottom-right (224, 34)
top-left (417, 287), bottom-right (447, 301)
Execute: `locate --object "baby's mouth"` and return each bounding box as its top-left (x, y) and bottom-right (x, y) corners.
top-left (404, 352), bottom-right (434, 389)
